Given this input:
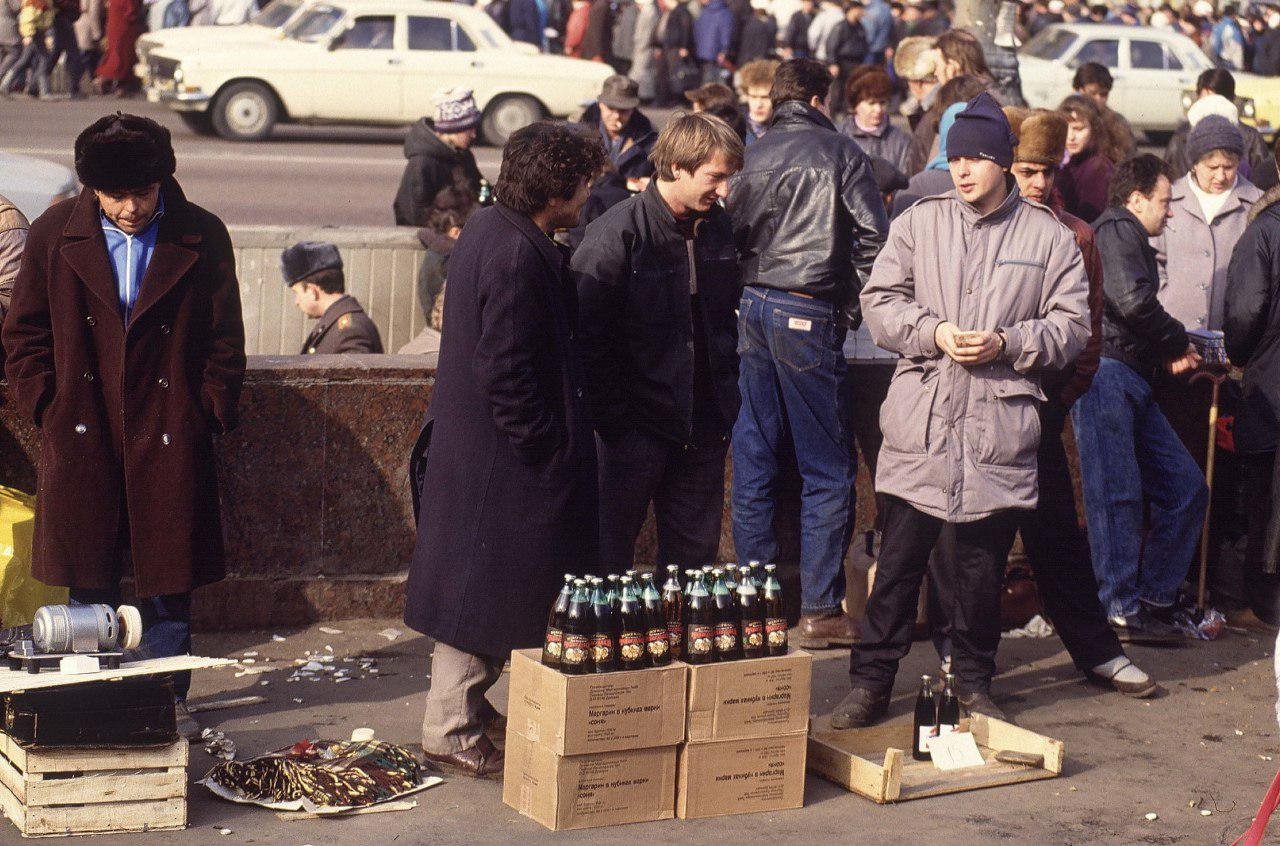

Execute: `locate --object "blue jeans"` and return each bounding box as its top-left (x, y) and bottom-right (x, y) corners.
top-left (732, 286), bottom-right (854, 614)
top-left (1071, 357), bottom-right (1208, 619)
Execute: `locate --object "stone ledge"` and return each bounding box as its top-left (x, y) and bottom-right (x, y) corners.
top-left (190, 573), bottom-right (407, 631)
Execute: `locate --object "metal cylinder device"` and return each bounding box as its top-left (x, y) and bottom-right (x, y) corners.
top-left (31, 604), bottom-right (143, 654)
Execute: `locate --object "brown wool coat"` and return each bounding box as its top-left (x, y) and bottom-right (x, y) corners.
top-left (2, 180), bottom-right (246, 596)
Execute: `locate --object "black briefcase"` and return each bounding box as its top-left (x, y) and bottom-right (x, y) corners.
top-left (3, 677), bottom-right (178, 747)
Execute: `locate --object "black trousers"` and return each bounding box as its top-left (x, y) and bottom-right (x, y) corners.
top-left (851, 495), bottom-right (1020, 694)
top-left (597, 428), bottom-right (728, 573)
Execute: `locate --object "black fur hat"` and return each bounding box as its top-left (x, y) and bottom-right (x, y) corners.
top-left (74, 113), bottom-right (176, 191)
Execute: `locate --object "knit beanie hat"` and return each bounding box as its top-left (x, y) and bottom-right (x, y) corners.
top-left (1003, 106), bottom-right (1068, 168)
top-left (945, 91), bottom-right (1016, 169)
top-left (434, 87), bottom-right (482, 133)
top-left (927, 102), bottom-right (967, 171)
top-left (1187, 93), bottom-right (1239, 128)
top-left (74, 112), bottom-right (176, 191)
top-left (1186, 114), bottom-right (1244, 164)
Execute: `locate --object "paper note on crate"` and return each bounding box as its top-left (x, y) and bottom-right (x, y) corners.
top-left (926, 731), bottom-right (986, 771)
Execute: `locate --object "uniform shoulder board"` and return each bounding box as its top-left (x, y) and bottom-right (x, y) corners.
top-left (337, 314), bottom-right (353, 330)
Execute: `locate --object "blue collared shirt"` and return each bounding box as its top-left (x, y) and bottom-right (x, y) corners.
top-left (100, 196), bottom-right (164, 323)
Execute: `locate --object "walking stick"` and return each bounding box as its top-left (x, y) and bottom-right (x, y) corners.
top-left (1196, 377), bottom-right (1221, 614)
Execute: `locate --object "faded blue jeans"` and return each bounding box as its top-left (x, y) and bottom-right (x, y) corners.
top-left (1071, 357), bottom-right (1208, 619)
top-left (731, 286), bottom-right (854, 614)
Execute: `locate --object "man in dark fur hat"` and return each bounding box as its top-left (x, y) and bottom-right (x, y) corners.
top-left (2, 113), bottom-right (246, 739)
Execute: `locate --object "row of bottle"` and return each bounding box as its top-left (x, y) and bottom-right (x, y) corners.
top-left (541, 563), bottom-right (789, 674)
top-left (912, 673), bottom-right (961, 761)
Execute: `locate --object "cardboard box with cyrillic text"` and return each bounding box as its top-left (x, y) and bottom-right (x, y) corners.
top-left (685, 650), bottom-right (813, 743)
top-left (675, 730), bottom-right (807, 819)
top-left (506, 649), bottom-right (688, 756)
top-left (502, 731), bottom-right (678, 831)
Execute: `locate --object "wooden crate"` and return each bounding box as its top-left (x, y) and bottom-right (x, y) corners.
top-left (807, 713), bottom-right (1064, 804)
top-left (0, 733), bottom-right (187, 837)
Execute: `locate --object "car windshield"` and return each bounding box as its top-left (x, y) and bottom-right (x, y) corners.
top-left (252, 0), bottom-right (300, 28)
top-left (285, 5), bottom-right (343, 41)
top-left (1022, 27), bottom-right (1076, 60)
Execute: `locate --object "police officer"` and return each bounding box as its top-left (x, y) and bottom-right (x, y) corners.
top-left (283, 241), bottom-right (384, 354)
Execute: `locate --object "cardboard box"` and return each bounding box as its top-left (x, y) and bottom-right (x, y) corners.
top-left (685, 651), bottom-right (813, 743)
top-left (675, 730), bottom-right (807, 819)
top-left (506, 648), bottom-right (688, 756)
top-left (807, 713), bottom-right (1064, 804)
top-left (503, 731), bottom-right (677, 831)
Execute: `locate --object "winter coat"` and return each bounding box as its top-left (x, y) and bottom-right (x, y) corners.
top-left (508, 0), bottom-right (545, 45)
top-left (1058, 148), bottom-right (1114, 225)
top-left (0, 0), bottom-right (21, 45)
top-left (18, 2), bottom-right (53, 36)
top-left (300, 295), bottom-right (383, 354)
top-left (1151, 173), bottom-right (1262, 331)
top-left (860, 186), bottom-right (1090, 522)
top-left (567, 171), bottom-right (635, 250)
top-left (1164, 120), bottom-right (1278, 192)
top-left (807, 3), bottom-right (841, 60)
top-left (579, 103), bottom-right (658, 174)
top-left (572, 181), bottom-right (741, 441)
top-left (74, 0), bottom-right (102, 50)
top-left (727, 100), bottom-right (889, 325)
top-left (825, 17), bottom-right (867, 66)
top-left (0, 193), bottom-right (28, 321)
top-left (654, 1), bottom-right (692, 51)
top-left (564, 1), bottom-right (590, 55)
top-left (416, 228), bottom-right (454, 326)
top-left (1254, 27), bottom-right (1280, 75)
top-left (1092, 205), bottom-right (1189, 378)
top-left (861, 0), bottom-right (892, 57)
top-left (1047, 199), bottom-right (1105, 407)
top-left (631, 0), bottom-right (658, 96)
top-left (612, 0), bottom-right (636, 59)
top-left (693, 0), bottom-right (733, 62)
top-left (580, 0), bottom-right (612, 60)
top-left (781, 8), bottom-right (811, 55)
top-left (836, 116), bottom-right (912, 176)
top-left (392, 121), bottom-right (482, 227)
top-left (736, 12), bottom-right (775, 63)
top-left (889, 166), bottom-right (953, 218)
top-left (1225, 184), bottom-right (1280, 442)
top-left (403, 203), bottom-right (598, 659)
top-left (2, 180), bottom-right (246, 596)
top-left (95, 0), bottom-right (142, 83)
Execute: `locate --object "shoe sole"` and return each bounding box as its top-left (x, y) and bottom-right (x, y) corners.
top-left (797, 635), bottom-right (857, 650)
top-left (422, 759), bottom-right (504, 780)
top-left (1085, 674), bottom-right (1160, 699)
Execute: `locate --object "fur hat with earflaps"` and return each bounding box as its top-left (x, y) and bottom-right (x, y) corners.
top-left (1003, 106), bottom-right (1068, 168)
top-left (74, 112), bottom-right (176, 192)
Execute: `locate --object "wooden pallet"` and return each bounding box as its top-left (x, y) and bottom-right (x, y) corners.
top-left (807, 713), bottom-right (1064, 804)
top-left (0, 733), bottom-right (187, 837)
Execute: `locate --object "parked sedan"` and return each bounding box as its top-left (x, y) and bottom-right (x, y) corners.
top-left (144, 0), bottom-right (613, 144)
top-left (1019, 23), bottom-right (1279, 140)
top-left (0, 152), bottom-right (78, 221)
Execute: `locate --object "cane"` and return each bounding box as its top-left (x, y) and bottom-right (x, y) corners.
top-left (1188, 329), bottom-right (1232, 614)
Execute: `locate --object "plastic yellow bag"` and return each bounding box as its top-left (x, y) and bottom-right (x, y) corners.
top-left (0, 487), bottom-right (67, 627)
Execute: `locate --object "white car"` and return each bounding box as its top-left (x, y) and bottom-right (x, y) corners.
top-left (1018, 23), bottom-right (1278, 138)
top-left (143, 0), bottom-right (614, 144)
top-left (0, 152), bottom-right (78, 221)
top-left (135, 0), bottom-right (309, 71)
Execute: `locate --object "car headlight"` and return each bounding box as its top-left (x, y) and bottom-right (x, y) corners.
top-left (173, 66), bottom-right (184, 83)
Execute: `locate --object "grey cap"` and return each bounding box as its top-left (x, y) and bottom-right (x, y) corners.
top-left (281, 241), bottom-right (342, 285)
top-left (598, 75), bottom-right (640, 110)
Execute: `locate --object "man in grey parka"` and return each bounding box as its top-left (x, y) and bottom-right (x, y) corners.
top-left (833, 93), bottom-right (1090, 729)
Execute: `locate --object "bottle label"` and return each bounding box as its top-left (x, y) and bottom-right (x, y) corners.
top-left (688, 623), bottom-right (714, 656)
top-left (618, 631), bottom-right (646, 662)
top-left (543, 626), bottom-right (563, 658)
top-left (766, 618), bottom-right (788, 647)
top-left (646, 628), bottom-right (669, 659)
top-left (937, 723), bottom-right (958, 737)
top-left (562, 633), bottom-right (590, 667)
top-left (590, 634), bottom-right (615, 665)
top-left (917, 725), bottom-right (937, 754)
top-left (713, 621), bottom-right (739, 652)
top-left (666, 622), bottom-right (684, 651)
top-left (742, 619), bottom-right (765, 649)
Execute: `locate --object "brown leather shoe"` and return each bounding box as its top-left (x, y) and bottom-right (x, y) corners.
top-left (797, 611), bottom-right (857, 649)
top-left (422, 734), bottom-right (504, 779)
top-left (1226, 608), bottom-right (1280, 635)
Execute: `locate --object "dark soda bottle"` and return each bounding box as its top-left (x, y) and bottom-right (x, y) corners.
top-left (937, 672), bottom-right (960, 736)
top-left (590, 578), bottom-right (619, 673)
top-left (605, 574), bottom-right (621, 610)
top-left (640, 573), bottom-right (670, 666)
top-left (542, 573), bottom-right (574, 668)
top-left (663, 566), bottom-right (685, 659)
top-left (748, 560), bottom-right (763, 589)
top-left (711, 568), bottom-right (742, 662)
top-left (913, 674), bottom-right (937, 761)
top-left (616, 576), bottom-right (650, 670)
top-left (763, 564), bottom-right (788, 656)
top-left (684, 569), bottom-right (699, 593)
top-left (560, 579), bottom-right (592, 675)
top-left (737, 566), bottom-right (766, 659)
top-left (684, 573), bottom-right (714, 665)
top-left (723, 566), bottom-right (739, 593)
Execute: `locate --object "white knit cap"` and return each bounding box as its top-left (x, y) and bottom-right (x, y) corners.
top-left (1193, 0), bottom-right (1214, 16)
top-left (1188, 93), bottom-right (1240, 127)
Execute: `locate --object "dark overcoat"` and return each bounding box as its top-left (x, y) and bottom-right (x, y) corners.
top-left (2, 180), bottom-right (246, 597)
top-left (301, 295), bottom-right (383, 354)
top-left (404, 204), bottom-right (599, 659)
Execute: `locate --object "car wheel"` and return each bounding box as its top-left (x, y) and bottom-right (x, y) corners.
top-left (481, 95), bottom-right (544, 147)
top-left (211, 81), bottom-right (279, 142)
top-left (177, 111), bottom-right (216, 136)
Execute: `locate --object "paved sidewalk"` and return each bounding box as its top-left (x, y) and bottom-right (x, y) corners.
top-left (22, 618), bottom-right (1276, 846)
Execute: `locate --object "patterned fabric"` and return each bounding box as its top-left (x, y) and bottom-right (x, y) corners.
top-left (434, 88), bottom-right (481, 133)
top-left (204, 740), bottom-right (421, 809)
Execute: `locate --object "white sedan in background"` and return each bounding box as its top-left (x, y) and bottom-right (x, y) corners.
top-left (143, 0), bottom-right (613, 144)
top-left (0, 153), bottom-right (78, 221)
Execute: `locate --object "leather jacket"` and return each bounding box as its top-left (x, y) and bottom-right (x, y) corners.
top-left (1092, 206), bottom-right (1188, 379)
top-left (727, 100), bottom-right (888, 326)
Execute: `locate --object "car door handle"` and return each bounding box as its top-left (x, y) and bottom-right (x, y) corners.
top-left (471, 60), bottom-right (484, 68)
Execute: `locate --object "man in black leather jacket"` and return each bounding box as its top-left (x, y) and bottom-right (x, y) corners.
top-left (573, 113), bottom-right (744, 578)
top-left (726, 58), bottom-right (888, 649)
top-left (1071, 154), bottom-right (1208, 645)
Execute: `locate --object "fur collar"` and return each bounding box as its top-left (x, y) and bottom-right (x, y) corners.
top-left (1249, 183), bottom-right (1280, 224)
